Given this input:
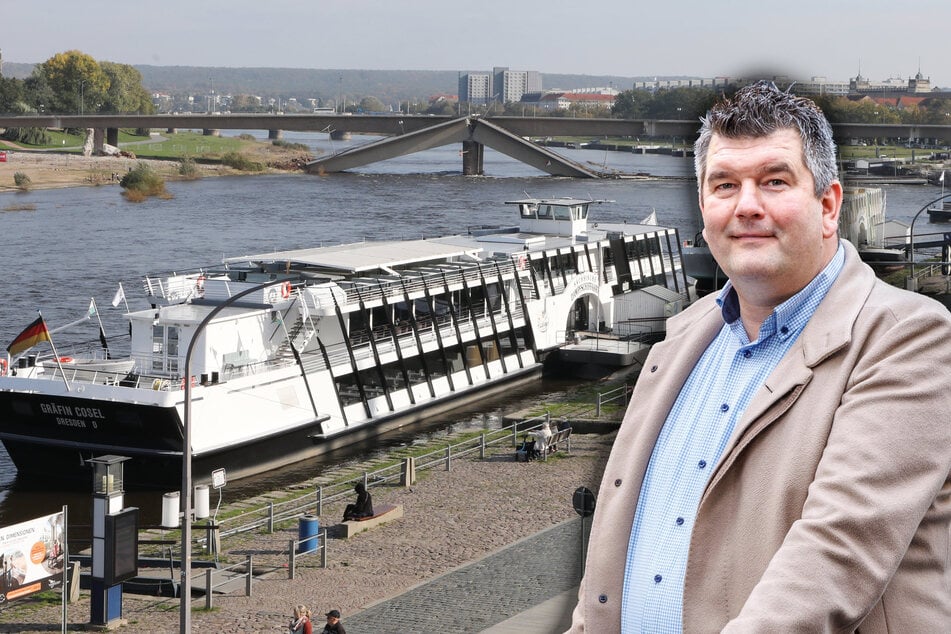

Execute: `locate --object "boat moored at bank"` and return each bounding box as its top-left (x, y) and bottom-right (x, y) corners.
top-left (0, 198), bottom-right (693, 487)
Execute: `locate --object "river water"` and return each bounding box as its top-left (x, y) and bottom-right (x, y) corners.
top-left (0, 132), bottom-right (945, 525)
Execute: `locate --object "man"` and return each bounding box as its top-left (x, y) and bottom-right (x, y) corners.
top-left (569, 81), bottom-right (951, 632)
top-left (321, 609), bottom-right (346, 634)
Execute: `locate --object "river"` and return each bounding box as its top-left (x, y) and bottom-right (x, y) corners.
top-left (0, 132), bottom-right (945, 525)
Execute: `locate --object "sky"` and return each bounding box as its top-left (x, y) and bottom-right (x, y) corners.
top-left (3, 1), bottom-right (950, 88)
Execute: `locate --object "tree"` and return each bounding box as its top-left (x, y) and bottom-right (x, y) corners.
top-left (0, 77), bottom-right (25, 114)
top-left (38, 50), bottom-right (108, 113)
top-left (100, 61), bottom-right (153, 113)
top-left (357, 96), bottom-right (386, 114)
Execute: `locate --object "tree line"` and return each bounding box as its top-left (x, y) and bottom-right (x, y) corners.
top-left (0, 50), bottom-right (153, 115)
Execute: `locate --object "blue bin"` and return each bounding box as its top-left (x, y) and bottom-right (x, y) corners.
top-left (298, 515), bottom-right (319, 553)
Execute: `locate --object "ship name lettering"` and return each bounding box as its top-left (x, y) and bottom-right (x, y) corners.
top-left (56, 417), bottom-right (86, 428)
top-left (74, 407), bottom-right (105, 419)
top-left (41, 403), bottom-right (73, 416)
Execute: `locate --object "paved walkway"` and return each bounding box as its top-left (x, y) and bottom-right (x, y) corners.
top-left (342, 518), bottom-right (586, 633)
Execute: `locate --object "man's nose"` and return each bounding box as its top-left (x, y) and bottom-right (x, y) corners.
top-left (734, 182), bottom-right (765, 218)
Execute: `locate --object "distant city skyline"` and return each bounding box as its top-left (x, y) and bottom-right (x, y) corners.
top-left (3, 1), bottom-right (949, 88)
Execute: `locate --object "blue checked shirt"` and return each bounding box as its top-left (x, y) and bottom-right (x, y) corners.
top-left (620, 244), bottom-right (845, 633)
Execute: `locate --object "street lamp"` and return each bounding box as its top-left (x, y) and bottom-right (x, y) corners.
top-left (907, 192), bottom-right (951, 290)
top-left (80, 79), bottom-right (86, 116)
top-left (179, 278), bottom-right (292, 632)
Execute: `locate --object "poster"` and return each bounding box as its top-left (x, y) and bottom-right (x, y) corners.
top-left (0, 510), bottom-right (66, 604)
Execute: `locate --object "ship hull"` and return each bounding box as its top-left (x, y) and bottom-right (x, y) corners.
top-left (0, 365), bottom-right (541, 489)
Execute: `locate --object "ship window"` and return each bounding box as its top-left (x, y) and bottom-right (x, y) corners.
top-left (520, 203), bottom-right (537, 219)
top-left (537, 205), bottom-right (553, 219)
top-left (553, 206), bottom-right (571, 221)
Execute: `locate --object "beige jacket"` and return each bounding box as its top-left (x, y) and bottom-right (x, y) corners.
top-left (570, 241), bottom-right (951, 632)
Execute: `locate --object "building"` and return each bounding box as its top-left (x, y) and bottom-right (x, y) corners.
top-left (459, 72), bottom-right (492, 105)
top-left (459, 67), bottom-right (542, 104)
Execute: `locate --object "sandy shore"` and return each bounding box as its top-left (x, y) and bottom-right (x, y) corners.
top-left (0, 432), bottom-right (615, 633)
top-left (0, 148), bottom-right (308, 196)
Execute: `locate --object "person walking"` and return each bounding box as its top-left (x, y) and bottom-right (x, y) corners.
top-left (320, 609), bottom-right (346, 634)
top-left (288, 604), bottom-right (312, 634)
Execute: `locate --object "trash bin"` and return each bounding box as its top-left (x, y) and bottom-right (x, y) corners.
top-left (298, 515), bottom-right (319, 553)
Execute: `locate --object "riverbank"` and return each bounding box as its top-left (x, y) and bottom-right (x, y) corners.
top-left (0, 146), bottom-right (310, 194)
top-left (0, 432), bottom-right (615, 632)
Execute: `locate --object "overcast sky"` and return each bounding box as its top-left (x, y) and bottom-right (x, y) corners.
top-left (4, 1), bottom-right (949, 88)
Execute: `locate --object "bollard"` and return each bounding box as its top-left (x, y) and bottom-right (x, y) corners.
top-left (596, 393), bottom-right (602, 417)
top-left (267, 502), bottom-right (274, 533)
top-left (513, 420), bottom-right (518, 447)
top-left (480, 433), bottom-right (486, 459)
top-left (445, 445), bottom-right (452, 471)
top-left (205, 568), bottom-right (214, 609)
top-left (288, 539), bottom-right (296, 579)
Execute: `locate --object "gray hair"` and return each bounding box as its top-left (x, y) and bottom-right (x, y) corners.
top-left (694, 81), bottom-right (838, 198)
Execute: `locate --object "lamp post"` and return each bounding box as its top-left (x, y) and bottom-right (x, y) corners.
top-left (79, 80), bottom-right (86, 116)
top-left (907, 192), bottom-right (951, 291)
top-left (179, 278), bottom-right (293, 632)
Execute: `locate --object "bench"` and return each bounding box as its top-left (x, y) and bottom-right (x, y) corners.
top-left (540, 428), bottom-right (572, 460)
top-left (340, 504), bottom-right (404, 538)
top-left (516, 427), bottom-right (572, 462)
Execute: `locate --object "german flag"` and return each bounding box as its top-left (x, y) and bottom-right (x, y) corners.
top-left (7, 316), bottom-right (51, 356)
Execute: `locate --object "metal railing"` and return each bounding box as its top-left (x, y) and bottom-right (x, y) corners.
top-left (216, 415), bottom-right (555, 539)
top-left (203, 555), bottom-right (253, 609)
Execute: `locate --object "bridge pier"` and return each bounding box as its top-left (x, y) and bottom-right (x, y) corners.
top-left (268, 129), bottom-right (283, 140)
top-left (461, 140), bottom-right (484, 176)
top-left (167, 128), bottom-right (177, 134)
top-left (202, 129), bottom-right (221, 137)
top-left (106, 128), bottom-right (119, 148)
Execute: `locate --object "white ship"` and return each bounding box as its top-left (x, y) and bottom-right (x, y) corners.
top-left (0, 198), bottom-right (693, 487)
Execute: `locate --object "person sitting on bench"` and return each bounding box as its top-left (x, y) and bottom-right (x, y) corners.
top-left (342, 482), bottom-right (373, 521)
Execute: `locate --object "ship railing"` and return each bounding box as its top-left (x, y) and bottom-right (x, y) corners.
top-left (337, 259), bottom-right (516, 306)
top-left (215, 415), bottom-right (554, 540)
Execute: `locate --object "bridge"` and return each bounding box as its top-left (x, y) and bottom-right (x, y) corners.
top-left (1, 113), bottom-right (949, 179)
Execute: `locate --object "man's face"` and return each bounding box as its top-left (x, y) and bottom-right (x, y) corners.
top-left (699, 129), bottom-right (841, 303)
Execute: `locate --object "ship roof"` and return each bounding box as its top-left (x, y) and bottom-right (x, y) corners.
top-left (224, 239), bottom-right (483, 274)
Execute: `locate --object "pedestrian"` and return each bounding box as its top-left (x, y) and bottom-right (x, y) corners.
top-left (569, 81), bottom-right (951, 632)
top-left (321, 609), bottom-right (346, 634)
top-left (288, 604), bottom-right (312, 634)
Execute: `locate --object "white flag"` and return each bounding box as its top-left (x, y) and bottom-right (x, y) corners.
top-left (941, 170), bottom-right (945, 183)
top-left (87, 298), bottom-right (97, 317)
top-left (111, 283), bottom-right (125, 308)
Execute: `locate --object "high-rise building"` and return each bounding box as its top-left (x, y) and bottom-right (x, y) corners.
top-left (459, 72), bottom-right (492, 105)
top-left (459, 67), bottom-right (542, 104)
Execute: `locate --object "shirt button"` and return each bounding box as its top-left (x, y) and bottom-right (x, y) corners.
top-left (780, 326), bottom-right (789, 335)
top-left (676, 517), bottom-right (684, 525)
top-left (743, 350), bottom-right (752, 358)
top-left (598, 594), bottom-right (608, 604)
top-left (698, 460), bottom-right (707, 469)
top-left (614, 479), bottom-right (622, 487)
top-left (654, 574), bottom-right (663, 583)
top-left (650, 365), bottom-right (658, 373)
top-left (720, 403), bottom-right (729, 412)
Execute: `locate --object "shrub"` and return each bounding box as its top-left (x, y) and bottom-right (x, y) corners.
top-left (13, 171), bottom-right (32, 190)
top-left (221, 151), bottom-right (265, 172)
top-left (2, 127), bottom-right (52, 145)
top-left (272, 139), bottom-right (310, 151)
top-left (237, 133), bottom-right (257, 141)
top-left (178, 157), bottom-right (199, 179)
top-left (119, 163), bottom-right (168, 201)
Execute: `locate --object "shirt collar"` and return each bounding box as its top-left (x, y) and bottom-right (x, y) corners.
top-left (715, 242), bottom-right (846, 341)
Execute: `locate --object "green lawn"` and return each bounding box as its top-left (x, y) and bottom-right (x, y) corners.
top-left (0, 129), bottom-right (258, 160)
